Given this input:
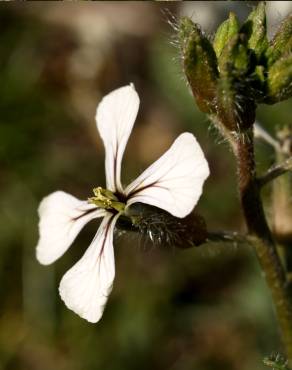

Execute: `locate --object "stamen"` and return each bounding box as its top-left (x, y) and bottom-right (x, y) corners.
top-left (88, 187), bottom-right (125, 212)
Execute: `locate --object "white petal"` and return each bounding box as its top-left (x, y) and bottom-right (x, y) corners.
top-left (96, 84), bottom-right (140, 193)
top-left (125, 133), bottom-right (210, 218)
top-left (59, 214), bottom-right (118, 323)
top-left (36, 191), bottom-right (106, 265)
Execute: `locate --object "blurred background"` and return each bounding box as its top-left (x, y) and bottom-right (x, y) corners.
top-left (0, 2), bottom-right (292, 370)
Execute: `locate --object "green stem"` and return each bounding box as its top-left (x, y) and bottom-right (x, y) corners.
top-left (237, 128), bottom-right (292, 362)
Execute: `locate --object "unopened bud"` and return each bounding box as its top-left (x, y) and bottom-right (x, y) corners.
top-left (266, 54), bottom-right (292, 103)
top-left (179, 17), bottom-right (218, 114)
top-left (216, 34), bottom-right (255, 131)
top-left (266, 14), bottom-right (292, 66)
top-left (241, 1), bottom-right (268, 61)
top-left (213, 12), bottom-right (239, 59)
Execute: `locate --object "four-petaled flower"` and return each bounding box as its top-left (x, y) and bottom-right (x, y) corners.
top-left (36, 84), bottom-right (210, 323)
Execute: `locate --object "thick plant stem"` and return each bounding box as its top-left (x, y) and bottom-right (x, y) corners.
top-left (237, 128), bottom-right (292, 362)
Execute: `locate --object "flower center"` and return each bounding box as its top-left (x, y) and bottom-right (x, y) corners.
top-left (88, 187), bottom-right (125, 212)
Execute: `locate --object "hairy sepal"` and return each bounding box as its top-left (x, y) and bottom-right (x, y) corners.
top-left (266, 14), bottom-right (292, 67)
top-left (266, 54), bottom-right (292, 103)
top-left (213, 12), bottom-right (239, 59)
top-left (240, 2), bottom-right (268, 62)
top-left (179, 17), bottom-right (218, 114)
top-left (117, 203), bottom-right (207, 249)
top-left (217, 34), bottom-right (255, 131)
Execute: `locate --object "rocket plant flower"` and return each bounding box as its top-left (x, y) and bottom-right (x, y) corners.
top-left (36, 84), bottom-right (210, 323)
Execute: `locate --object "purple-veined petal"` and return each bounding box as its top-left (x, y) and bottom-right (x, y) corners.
top-left (96, 84), bottom-right (140, 193)
top-left (125, 133), bottom-right (210, 218)
top-left (59, 213), bottom-right (118, 323)
top-left (36, 191), bottom-right (106, 265)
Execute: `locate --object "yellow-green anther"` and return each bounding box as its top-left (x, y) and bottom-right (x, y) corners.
top-left (88, 187), bottom-right (125, 212)
top-left (213, 12), bottom-right (239, 59)
top-left (266, 54), bottom-right (292, 103)
top-left (179, 17), bottom-right (218, 114)
top-left (93, 187), bottom-right (118, 202)
top-left (241, 1), bottom-right (268, 60)
top-left (266, 14), bottom-right (292, 66)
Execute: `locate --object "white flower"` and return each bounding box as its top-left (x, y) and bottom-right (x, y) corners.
top-left (36, 84), bottom-right (210, 323)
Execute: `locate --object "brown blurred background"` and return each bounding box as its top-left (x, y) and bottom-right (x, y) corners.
top-left (0, 2), bottom-right (292, 370)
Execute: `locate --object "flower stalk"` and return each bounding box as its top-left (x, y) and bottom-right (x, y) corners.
top-left (237, 129), bottom-right (292, 362)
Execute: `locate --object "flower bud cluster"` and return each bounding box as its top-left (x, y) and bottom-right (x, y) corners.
top-left (179, 2), bottom-right (292, 132)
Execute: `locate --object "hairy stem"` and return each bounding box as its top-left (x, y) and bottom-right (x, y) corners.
top-left (237, 128), bottom-right (292, 362)
top-left (209, 114), bottom-right (237, 154)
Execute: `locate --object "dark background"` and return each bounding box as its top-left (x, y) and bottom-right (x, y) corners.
top-left (0, 2), bottom-right (291, 370)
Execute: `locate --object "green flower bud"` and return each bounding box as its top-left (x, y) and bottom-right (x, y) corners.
top-left (213, 12), bottom-right (239, 59)
top-left (178, 4), bottom-right (292, 132)
top-left (216, 34), bottom-right (255, 131)
top-left (266, 14), bottom-right (292, 66)
top-left (266, 54), bottom-right (292, 103)
top-left (179, 17), bottom-right (218, 113)
top-left (240, 1), bottom-right (268, 61)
